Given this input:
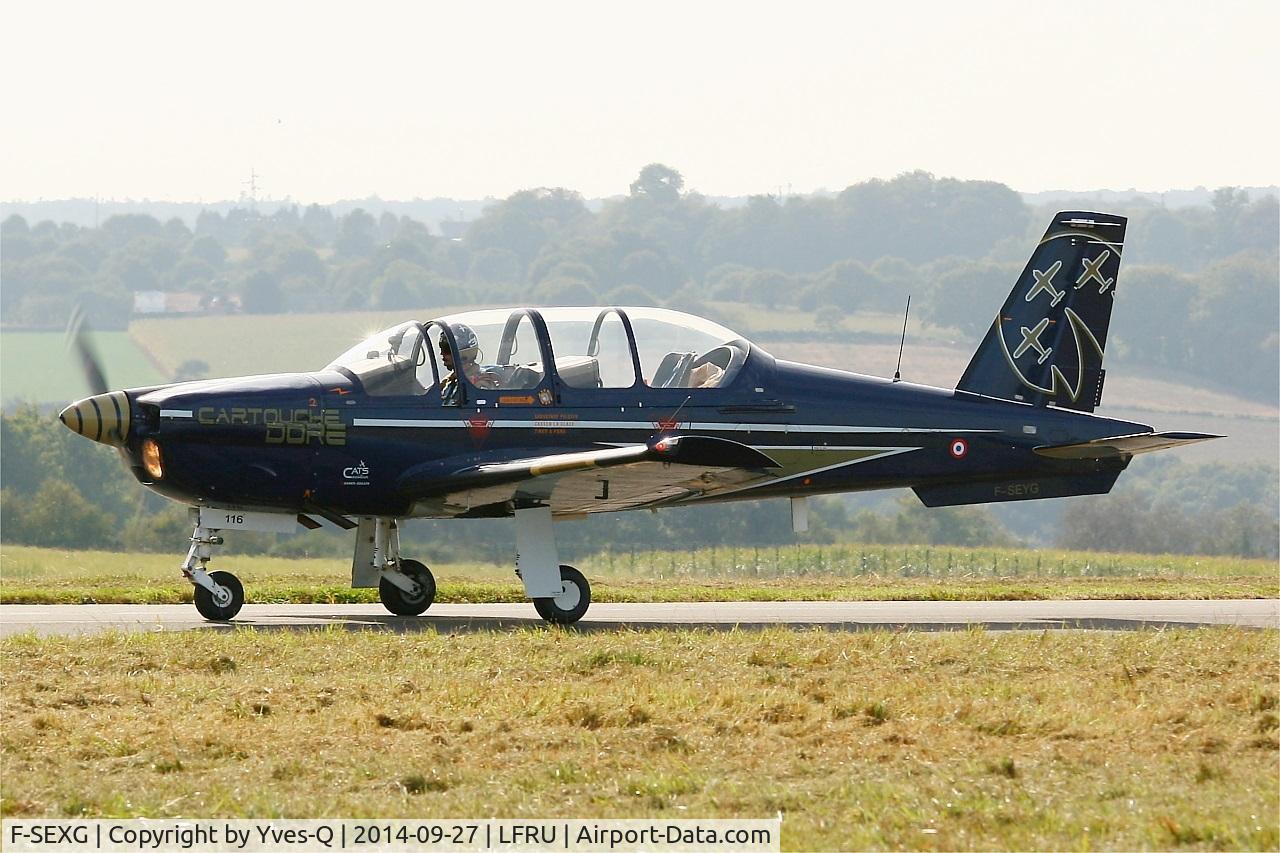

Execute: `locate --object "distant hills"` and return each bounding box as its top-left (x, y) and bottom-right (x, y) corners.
top-left (4, 185), bottom-right (1276, 233)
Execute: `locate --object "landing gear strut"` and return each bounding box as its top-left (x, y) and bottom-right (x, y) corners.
top-left (181, 515), bottom-right (244, 621)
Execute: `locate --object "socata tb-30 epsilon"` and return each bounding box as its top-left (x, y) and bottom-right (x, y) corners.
top-left (59, 211), bottom-right (1217, 624)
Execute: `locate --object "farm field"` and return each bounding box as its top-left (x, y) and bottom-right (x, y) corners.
top-left (2, 544), bottom-right (1275, 605)
top-left (1, 628), bottom-right (1276, 850)
top-left (128, 306), bottom-right (486, 379)
top-left (0, 330), bottom-right (163, 406)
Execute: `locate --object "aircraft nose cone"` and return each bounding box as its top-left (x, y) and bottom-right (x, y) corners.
top-left (58, 391), bottom-right (131, 446)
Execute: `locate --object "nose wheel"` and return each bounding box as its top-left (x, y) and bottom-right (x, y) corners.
top-left (193, 570), bottom-right (245, 621)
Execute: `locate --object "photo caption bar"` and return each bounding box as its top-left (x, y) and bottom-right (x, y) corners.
top-left (3, 819), bottom-right (780, 852)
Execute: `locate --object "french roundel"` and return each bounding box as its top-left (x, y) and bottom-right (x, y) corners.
top-left (949, 438), bottom-right (968, 459)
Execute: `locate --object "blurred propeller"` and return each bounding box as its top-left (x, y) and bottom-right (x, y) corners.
top-left (60, 304), bottom-right (131, 447)
top-left (66, 303), bottom-right (109, 396)
top-left (65, 302), bottom-right (109, 394)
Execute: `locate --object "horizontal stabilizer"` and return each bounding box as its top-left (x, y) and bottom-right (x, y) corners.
top-left (1033, 431), bottom-right (1222, 460)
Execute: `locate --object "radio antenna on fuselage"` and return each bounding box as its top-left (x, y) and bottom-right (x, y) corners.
top-left (893, 294), bottom-right (911, 383)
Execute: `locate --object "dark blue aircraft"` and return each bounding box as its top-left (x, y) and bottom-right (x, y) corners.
top-left (59, 211), bottom-right (1216, 623)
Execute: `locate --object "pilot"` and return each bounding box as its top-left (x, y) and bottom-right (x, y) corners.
top-left (439, 323), bottom-right (497, 405)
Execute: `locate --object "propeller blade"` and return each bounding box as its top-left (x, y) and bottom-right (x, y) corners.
top-left (66, 303), bottom-right (109, 396)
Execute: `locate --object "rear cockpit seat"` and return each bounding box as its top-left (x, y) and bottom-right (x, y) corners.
top-left (554, 355), bottom-right (601, 388)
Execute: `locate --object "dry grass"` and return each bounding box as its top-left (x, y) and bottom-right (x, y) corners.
top-left (2, 545), bottom-right (1275, 605)
top-left (1, 628), bottom-right (1277, 850)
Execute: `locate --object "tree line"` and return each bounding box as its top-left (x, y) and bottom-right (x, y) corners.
top-left (3, 167), bottom-right (1276, 401)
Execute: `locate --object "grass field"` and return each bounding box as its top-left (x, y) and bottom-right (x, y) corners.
top-left (129, 306), bottom-right (485, 380)
top-left (2, 628), bottom-right (1276, 850)
top-left (2, 544), bottom-right (1276, 605)
top-left (0, 330), bottom-right (164, 406)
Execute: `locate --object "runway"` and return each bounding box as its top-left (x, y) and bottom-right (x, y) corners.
top-left (1, 599), bottom-right (1276, 637)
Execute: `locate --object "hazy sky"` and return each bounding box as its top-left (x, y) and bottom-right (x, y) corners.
top-left (4, 0), bottom-right (1277, 202)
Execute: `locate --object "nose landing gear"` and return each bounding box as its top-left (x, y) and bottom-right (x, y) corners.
top-left (181, 517), bottom-right (245, 621)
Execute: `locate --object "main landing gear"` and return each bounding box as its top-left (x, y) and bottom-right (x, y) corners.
top-left (357, 509), bottom-right (592, 625)
top-left (369, 519), bottom-right (437, 616)
top-left (533, 565), bottom-right (592, 625)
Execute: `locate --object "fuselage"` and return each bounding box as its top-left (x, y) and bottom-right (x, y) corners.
top-left (86, 342), bottom-right (1148, 520)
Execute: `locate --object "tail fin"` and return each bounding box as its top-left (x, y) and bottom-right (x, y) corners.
top-left (957, 211), bottom-right (1126, 412)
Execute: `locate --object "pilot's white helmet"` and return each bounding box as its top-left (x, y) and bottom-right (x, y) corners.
top-left (449, 323), bottom-right (480, 361)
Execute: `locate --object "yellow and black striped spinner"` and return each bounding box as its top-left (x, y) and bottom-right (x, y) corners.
top-left (58, 391), bottom-right (131, 447)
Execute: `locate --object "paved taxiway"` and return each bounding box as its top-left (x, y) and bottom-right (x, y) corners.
top-left (1, 599), bottom-right (1276, 637)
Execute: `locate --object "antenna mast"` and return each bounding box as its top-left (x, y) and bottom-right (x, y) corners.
top-left (242, 168), bottom-right (260, 207)
top-left (893, 294), bottom-right (911, 383)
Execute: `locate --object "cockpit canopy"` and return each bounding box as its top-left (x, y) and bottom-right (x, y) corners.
top-left (326, 307), bottom-right (753, 400)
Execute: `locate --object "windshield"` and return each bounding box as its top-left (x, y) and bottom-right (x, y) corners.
top-left (327, 308), bottom-right (752, 397)
top-left (327, 321), bottom-right (431, 395)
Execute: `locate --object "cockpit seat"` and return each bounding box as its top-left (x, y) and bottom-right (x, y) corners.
top-left (651, 351), bottom-right (696, 388)
top-left (554, 356), bottom-right (601, 389)
top-left (687, 343), bottom-right (746, 388)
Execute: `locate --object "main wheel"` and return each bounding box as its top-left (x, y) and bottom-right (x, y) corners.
top-left (534, 565), bottom-right (591, 625)
top-left (379, 559), bottom-right (436, 616)
top-left (193, 570), bottom-right (245, 621)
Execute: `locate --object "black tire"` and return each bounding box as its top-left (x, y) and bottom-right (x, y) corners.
top-left (533, 564), bottom-right (591, 625)
top-left (193, 570), bottom-right (245, 621)
top-left (379, 559), bottom-right (436, 616)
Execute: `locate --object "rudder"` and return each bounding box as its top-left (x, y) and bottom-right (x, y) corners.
top-left (957, 211), bottom-right (1126, 412)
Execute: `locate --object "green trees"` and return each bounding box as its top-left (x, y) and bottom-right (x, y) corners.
top-left (1112, 267), bottom-right (1198, 369)
top-left (241, 270), bottom-right (283, 314)
top-left (465, 188), bottom-right (589, 272)
top-left (1053, 456), bottom-right (1279, 558)
top-left (847, 495), bottom-right (1016, 548)
top-left (1192, 253), bottom-right (1280, 402)
top-left (835, 171), bottom-right (1030, 264)
top-left (0, 405), bottom-right (142, 548)
top-left (0, 173), bottom-right (1273, 405)
top-left (334, 209), bottom-right (378, 258)
top-left (370, 260), bottom-right (430, 309)
top-left (922, 260), bottom-right (1020, 337)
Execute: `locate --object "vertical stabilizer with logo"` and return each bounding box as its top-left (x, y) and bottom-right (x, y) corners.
top-left (957, 211), bottom-right (1125, 412)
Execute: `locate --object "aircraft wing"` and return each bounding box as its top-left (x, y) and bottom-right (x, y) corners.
top-left (396, 436), bottom-right (781, 516)
top-left (1033, 431), bottom-right (1222, 460)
